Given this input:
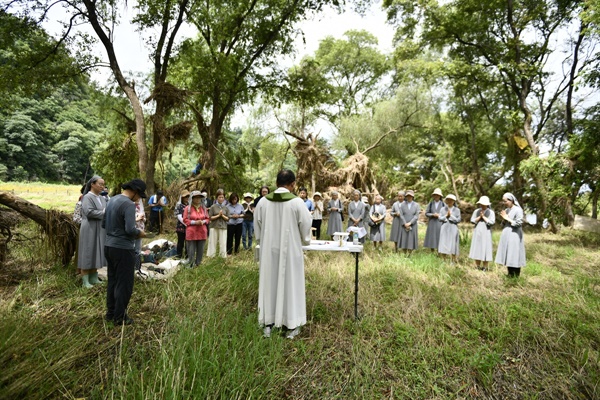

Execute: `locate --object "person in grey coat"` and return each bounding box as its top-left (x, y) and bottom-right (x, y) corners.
top-left (496, 193), bottom-right (526, 277)
top-left (468, 195), bottom-right (495, 270)
top-left (369, 195), bottom-right (386, 249)
top-left (437, 194), bottom-right (461, 262)
top-left (326, 191), bottom-right (343, 239)
top-left (389, 191), bottom-right (405, 249)
top-left (397, 190), bottom-right (420, 253)
top-left (347, 190), bottom-right (366, 244)
top-left (77, 175), bottom-right (107, 288)
top-left (423, 188), bottom-right (444, 251)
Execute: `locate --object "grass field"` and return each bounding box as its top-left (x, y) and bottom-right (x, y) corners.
top-left (0, 182), bottom-right (81, 212)
top-left (0, 184), bottom-right (599, 399)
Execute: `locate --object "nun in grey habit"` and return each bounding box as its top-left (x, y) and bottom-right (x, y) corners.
top-left (495, 193), bottom-right (526, 277)
top-left (389, 191), bottom-right (405, 245)
top-left (369, 195), bottom-right (386, 246)
top-left (77, 176), bottom-right (107, 288)
top-left (397, 190), bottom-right (420, 251)
top-left (423, 188), bottom-right (444, 250)
top-left (347, 190), bottom-right (366, 243)
top-left (468, 195), bottom-right (495, 268)
top-left (437, 194), bottom-right (461, 259)
top-left (326, 191), bottom-right (343, 238)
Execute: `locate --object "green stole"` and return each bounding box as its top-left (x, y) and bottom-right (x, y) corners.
top-left (265, 191), bottom-right (296, 202)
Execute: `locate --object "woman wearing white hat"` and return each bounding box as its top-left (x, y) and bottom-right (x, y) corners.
top-left (424, 188), bottom-right (444, 252)
top-left (469, 196), bottom-right (495, 270)
top-left (312, 192), bottom-right (324, 240)
top-left (437, 194), bottom-right (461, 263)
top-left (496, 193), bottom-right (526, 277)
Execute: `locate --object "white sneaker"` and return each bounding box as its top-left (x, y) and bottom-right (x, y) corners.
top-left (263, 326), bottom-right (271, 338)
top-left (286, 327), bottom-right (300, 339)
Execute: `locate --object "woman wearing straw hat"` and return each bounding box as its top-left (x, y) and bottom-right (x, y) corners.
top-left (312, 192), bottom-right (324, 240)
top-left (424, 188), bottom-right (444, 252)
top-left (496, 193), bottom-right (526, 277)
top-left (437, 194), bottom-right (461, 263)
top-left (183, 191), bottom-right (210, 266)
top-left (469, 195), bottom-right (495, 270)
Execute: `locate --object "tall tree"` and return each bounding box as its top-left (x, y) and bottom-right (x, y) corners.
top-left (315, 29), bottom-right (391, 124)
top-left (171, 0), bottom-right (340, 186)
top-left (385, 0), bottom-right (582, 231)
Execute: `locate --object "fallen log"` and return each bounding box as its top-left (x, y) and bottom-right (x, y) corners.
top-left (0, 191), bottom-right (78, 266)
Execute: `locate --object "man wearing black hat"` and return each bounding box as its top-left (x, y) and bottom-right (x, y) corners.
top-left (103, 178), bottom-right (147, 326)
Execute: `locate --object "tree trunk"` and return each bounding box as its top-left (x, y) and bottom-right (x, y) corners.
top-left (0, 191), bottom-right (77, 266)
top-left (592, 187), bottom-right (599, 219)
top-left (82, 0), bottom-right (148, 183)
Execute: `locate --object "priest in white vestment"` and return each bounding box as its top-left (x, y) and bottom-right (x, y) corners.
top-left (254, 170), bottom-right (313, 339)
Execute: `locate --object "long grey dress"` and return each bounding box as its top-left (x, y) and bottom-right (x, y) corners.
top-left (423, 200), bottom-right (444, 249)
top-left (398, 201), bottom-right (420, 250)
top-left (389, 201), bottom-right (404, 243)
top-left (469, 208), bottom-right (495, 261)
top-left (326, 199), bottom-right (343, 236)
top-left (77, 192), bottom-right (107, 270)
top-left (347, 201), bottom-right (366, 243)
top-left (369, 203), bottom-right (387, 241)
top-left (495, 206), bottom-right (526, 268)
top-left (437, 206), bottom-right (461, 256)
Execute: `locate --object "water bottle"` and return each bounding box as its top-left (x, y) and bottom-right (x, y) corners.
top-left (353, 231), bottom-right (359, 245)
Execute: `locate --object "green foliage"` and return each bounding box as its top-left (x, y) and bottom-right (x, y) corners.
top-left (0, 10), bottom-right (85, 111)
top-left (0, 80), bottom-right (106, 183)
top-left (315, 29), bottom-right (391, 121)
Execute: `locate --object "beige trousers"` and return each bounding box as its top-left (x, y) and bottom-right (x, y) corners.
top-left (207, 228), bottom-right (227, 258)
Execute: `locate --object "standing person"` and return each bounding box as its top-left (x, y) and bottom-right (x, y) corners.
top-left (103, 179), bottom-right (147, 326)
top-left (77, 175), bottom-right (107, 288)
top-left (174, 190), bottom-right (190, 259)
top-left (469, 196), bottom-right (495, 270)
top-left (148, 190), bottom-right (167, 233)
top-left (312, 192), bottom-right (324, 240)
top-left (241, 193), bottom-right (255, 250)
top-left (255, 170), bottom-right (312, 339)
top-left (299, 187), bottom-right (314, 212)
top-left (496, 193), bottom-right (526, 277)
top-left (437, 194), bottom-right (461, 263)
top-left (253, 185), bottom-right (270, 208)
top-left (397, 190), bottom-right (420, 254)
top-left (369, 195), bottom-right (386, 249)
top-left (326, 190), bottom-right (343, 239)
top-left (347, 190), bottom-right (366, 244)
top-left (183, 191), bottom-right (210, 267)
top-left (424, 188), bottom-right (444, 252)
top-left (389, 191), bottom-right (405, 251)
top-left (226, 192), bottom-right (244, 255)
top-left (207, 189), bottom-right (230, 258)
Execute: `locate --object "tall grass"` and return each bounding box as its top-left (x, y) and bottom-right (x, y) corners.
top-left (1, 218), bottom-right (599, 398)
